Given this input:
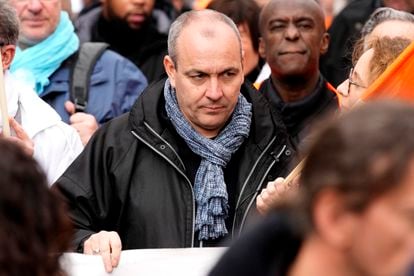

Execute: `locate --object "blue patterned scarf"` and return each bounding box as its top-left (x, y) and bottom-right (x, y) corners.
top-left (164, 79), bottom-right (252, 240)
top-left (10, 11), bottom-right (79, 94)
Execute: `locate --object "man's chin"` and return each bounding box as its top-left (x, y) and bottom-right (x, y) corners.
top-left (126, 17), bottom-right (148, 30)
top-left (19, 33), bottom-right (47, 46)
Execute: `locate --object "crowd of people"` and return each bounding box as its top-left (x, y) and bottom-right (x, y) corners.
top-left (1, 0), bottom-right (414, 275)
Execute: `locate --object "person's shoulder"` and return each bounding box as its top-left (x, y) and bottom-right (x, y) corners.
top-left (75, 4), bottom-right (102, 24)
top-left (98, 48), bottom-right (139, 68)
top-left (93, 112), bottom-right (132, 142)
top-left (94, 49), bottom-right (148, 89)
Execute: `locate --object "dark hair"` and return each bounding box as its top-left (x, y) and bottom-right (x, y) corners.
top-left (0, 139), bottom-right (72, 276)
top-left (0, 0), bottom-right (19, 45)
top-left (207, 0), bottom-right (261, 52)
top-left (299, 101), bottom-right (414, 231)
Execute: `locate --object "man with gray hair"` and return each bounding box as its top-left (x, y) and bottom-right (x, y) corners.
top-left (0, 0), bottom-right (83, 184)
top-left (55, 9), bottom-right (292, 273)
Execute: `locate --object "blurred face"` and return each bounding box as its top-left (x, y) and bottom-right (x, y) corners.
top-left (345, 159), bottom-right (414, 276)
top-left (364, 20), bottom-right (414, 50)
top-left (255, 0), bottom-right (269, 7)
top-left (336, 49), bottom-right (373, 110)
top-left (10, 0), bottom-right (61, 43)
top-left (102, 0), bottom-right (155, 30)
top-left (384, 0), bottom-right (414, 12)
top-left (164, 20), bottom-right (244, 138)
top-left (259, 0), bottom-right (329, 78)
top-left (238, 23), bottom-right (259, 76)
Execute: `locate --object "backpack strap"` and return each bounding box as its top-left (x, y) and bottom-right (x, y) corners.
top-left (70, 42), bottom-right (109, 112)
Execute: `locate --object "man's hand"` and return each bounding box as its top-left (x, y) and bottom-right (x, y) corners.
top-left (1, 117), bottom-right (34, 156)
top-left (256, 176), bottom-right (300, 215)
top-left (65, 101), bottom-right (99, 145)
top-left (83, 231), bottom-right (122, 273)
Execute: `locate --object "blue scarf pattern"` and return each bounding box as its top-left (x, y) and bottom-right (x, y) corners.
top-left (164, 79), bottom-right (252, 240)
top-left (10, 11), bottom-right (79, 94)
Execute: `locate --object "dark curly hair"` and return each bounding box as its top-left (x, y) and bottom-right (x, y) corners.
top-left (0, 139), bottom-right (72, 276)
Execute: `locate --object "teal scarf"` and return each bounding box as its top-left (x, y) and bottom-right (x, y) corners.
top-left (10, 11), bottom-right (79, 94)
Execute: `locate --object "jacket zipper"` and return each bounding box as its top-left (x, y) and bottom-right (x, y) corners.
top-left (231, 135), bottom-right (287, 237)
top-left (237, 144), bottom-right (287, 235)
top-left (131, 128), bottom-right (195, 247)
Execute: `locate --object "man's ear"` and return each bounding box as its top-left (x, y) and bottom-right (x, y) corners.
top-left (312, 188), bottom-right (360, 250)
top-left (163, 55), bottom-right (177, 87)
top-left (320, 33), bottom-right (330, 55)
top-left (258, 37), bottom-right (266, 59)
top-left (1, 45), bottom-right (15, 71)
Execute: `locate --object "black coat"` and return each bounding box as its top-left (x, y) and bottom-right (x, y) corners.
top-left (55, 79), bottom-right (293, 251)
top-left (259, 77), bottom-right (339, 149)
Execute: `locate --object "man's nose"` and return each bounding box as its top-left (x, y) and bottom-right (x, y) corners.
top-left (27, 0), bottom-right (43, 12)
top-left (206, 78), bottom-right (223, 101)
top-left (285, 24), bottom-right (299, 40)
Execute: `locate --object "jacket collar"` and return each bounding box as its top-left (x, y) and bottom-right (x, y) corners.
top-left (260, 75), bottom-right (338, 137)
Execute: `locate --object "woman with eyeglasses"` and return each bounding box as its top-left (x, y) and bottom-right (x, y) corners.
top-left (336, 36), bottom-right (411, 110)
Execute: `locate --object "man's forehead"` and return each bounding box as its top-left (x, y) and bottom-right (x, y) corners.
top-left (262, 0), bottom-right (324, 22)
top-left (178, 20), bottom-right (239, 48)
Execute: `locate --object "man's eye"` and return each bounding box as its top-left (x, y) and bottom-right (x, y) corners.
top-left (191, 74), bottom-right (205, 80)
top-left (224, 71), bottom-right (236, 78)
top-left (297, 23), bottom-right (313, 29)
top-left (270, 24), bottom-right (284, 31)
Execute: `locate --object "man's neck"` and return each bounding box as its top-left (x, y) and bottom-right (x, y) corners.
top-left (270, 73), bottom-right (320, 103)
top-left (288, 235), bottom-right (361, 276)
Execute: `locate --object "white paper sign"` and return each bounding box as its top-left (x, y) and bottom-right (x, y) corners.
top-left (61, 247), bottom-right (227, 276)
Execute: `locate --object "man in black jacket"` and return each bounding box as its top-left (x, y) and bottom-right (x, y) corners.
top-left (258, 0), bottom-right (339, 149)
top-left (75, 0), bottom-right (167, 83)
top-left (55, 9), bottom-right (292, 273)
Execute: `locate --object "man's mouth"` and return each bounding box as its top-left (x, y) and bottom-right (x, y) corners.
top-left (128, 13), bottom-right (146, 24)
top-left (203, 106), bottom-right (225, 112)
top-left (278, 50), bottom-right (307, 56)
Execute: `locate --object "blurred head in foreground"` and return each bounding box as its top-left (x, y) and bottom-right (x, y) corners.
top-left (0, 139), bottom-right (72, 276)
top-left (296, 100), bottom-right (414, 276)
top-left (210, 100), bottom-right (414, 276)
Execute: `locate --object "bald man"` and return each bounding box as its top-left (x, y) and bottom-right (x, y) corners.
top-left (55, 9), bottom-right (292, 273)
top-left (258, 0), bottom-right (339, 149)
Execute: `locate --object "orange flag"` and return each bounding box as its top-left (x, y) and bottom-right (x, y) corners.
top-left (193, 0), bottom-right (213, 10)
top-left (360, 41), bottom-right (414, 102)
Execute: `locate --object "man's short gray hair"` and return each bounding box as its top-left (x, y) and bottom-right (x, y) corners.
top-left (361, 7), bottom-right (414, 37)
top-left (0, 0), bottom-right (19, 46)
top-left (167, 9), bottom-right (242, 66)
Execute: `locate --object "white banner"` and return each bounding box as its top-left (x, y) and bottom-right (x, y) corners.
top-left (61, 247), bottom-right (227, 276)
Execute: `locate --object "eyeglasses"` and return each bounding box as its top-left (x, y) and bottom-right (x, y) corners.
top-left (345, 67), bottom-right (368, 97)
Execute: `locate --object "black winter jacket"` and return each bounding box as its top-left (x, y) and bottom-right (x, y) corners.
top-left (55, 79), bottom-right (293, 251)
top-left (259, 77), bottom-right (339, 149)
